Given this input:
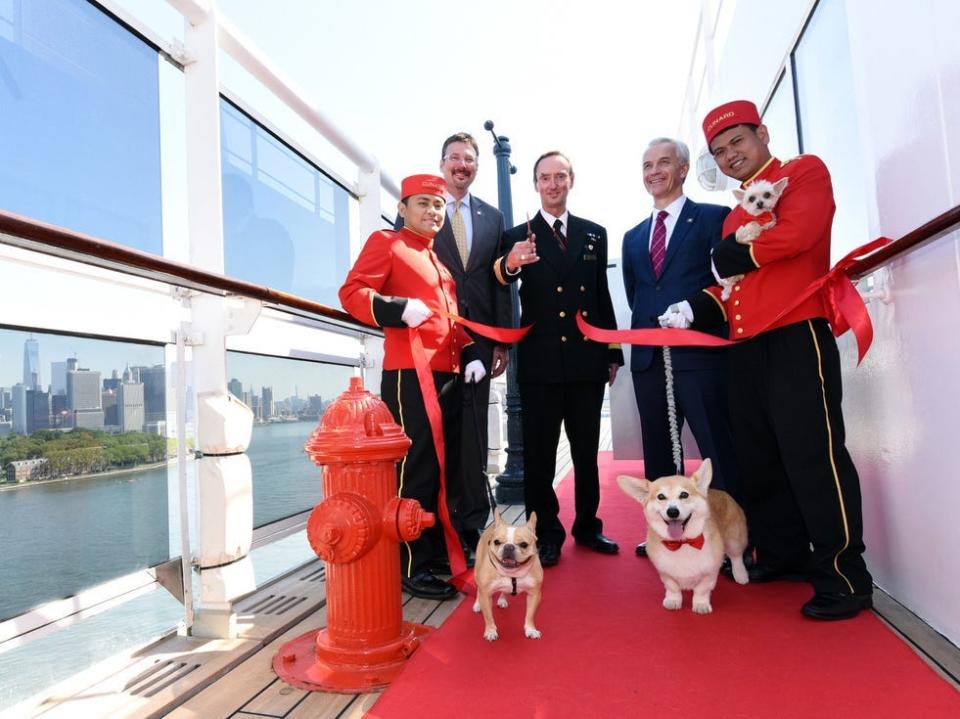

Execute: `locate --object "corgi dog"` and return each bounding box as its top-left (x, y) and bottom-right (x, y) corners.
top-left (618, 459), bottom-right (748, 614)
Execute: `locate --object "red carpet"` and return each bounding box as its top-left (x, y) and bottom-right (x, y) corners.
top-left (370, 453), bottom-right (960, 718)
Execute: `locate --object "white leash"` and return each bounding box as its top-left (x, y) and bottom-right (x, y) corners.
top-left (662, 346), bottom-right (683, 475)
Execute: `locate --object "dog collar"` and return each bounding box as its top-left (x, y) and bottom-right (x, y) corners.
top-left (661, 534), bottom-right (705, 551)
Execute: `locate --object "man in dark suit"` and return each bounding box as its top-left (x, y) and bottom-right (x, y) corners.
top-left (397, 132), bottom-right (512, 559)
top-left (494, 151), bottom-right (624, 567)
top-left (622, 137), bottom-right (740, 558)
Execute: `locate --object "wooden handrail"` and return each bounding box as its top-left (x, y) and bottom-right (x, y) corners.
top-left (0, 209), bottom-right (373, 333)
top-left (3, 203), bottom-right (959, 319)
top-left (846, 204), bottom-right (960, 279)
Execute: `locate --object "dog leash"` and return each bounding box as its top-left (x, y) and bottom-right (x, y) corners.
top-left (662, 346), bottom-right (684, 475)
top-left (466, 379), bottom-right (499, 514)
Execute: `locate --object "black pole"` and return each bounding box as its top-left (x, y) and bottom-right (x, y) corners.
top-left (484, 121), bottom-right (524, 504)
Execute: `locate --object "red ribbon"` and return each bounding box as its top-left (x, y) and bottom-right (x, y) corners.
top-left (438, 309), bottom-right (532, 344)
top-left (577, 236), bottom-right (893, 365)
top-left (661, 534), bottom-right (705, 551)
top-left (408, 329), bottom-right (470, 589)
top-left (407, 314), bottom-right (532, 595)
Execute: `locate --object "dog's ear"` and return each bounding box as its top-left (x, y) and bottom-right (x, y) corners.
top-left (617, 475), bottom-right (651, 504)
top-left (772, 177), bottom-right (789, 194)
top-left (526, 511), bottom-right (538, 531)
top-left (493, 508), bottom-right (505, 526)
top-left (732, 188), bottom-right (745, 203)
top-left (693, 458), bottom-right (713, 494)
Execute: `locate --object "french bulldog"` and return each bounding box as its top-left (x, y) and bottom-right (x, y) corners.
top-left (472, 510), bottom-right (543, 641)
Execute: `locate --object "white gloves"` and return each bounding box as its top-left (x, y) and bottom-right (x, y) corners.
top-left (464, 359), bottom-right (486, 384)
top-left (401, 298), bottom-right (432, 327)
top-left (658, 301), bottom-right (694, 329)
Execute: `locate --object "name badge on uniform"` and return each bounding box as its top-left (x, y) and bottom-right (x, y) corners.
top-left (584, 232), bottom-right (599, 261)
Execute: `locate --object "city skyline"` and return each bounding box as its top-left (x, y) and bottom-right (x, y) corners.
top-left (0, 330), bottom-right (356, 405)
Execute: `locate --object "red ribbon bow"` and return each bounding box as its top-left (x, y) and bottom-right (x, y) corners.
top-left (661, 534), bottom-right (705, 551)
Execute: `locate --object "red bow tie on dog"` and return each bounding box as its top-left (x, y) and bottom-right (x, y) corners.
top-left (661, 534), bottom-right (705, 551)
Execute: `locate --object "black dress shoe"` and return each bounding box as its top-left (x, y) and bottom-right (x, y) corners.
top-left (635, 542), bottom-right (648, 558)
top-left (801, 591), bottom-right (873, 620)
top-left (401, 571), bottom-right (458, 600)
top-left (574, 533), bottom-right (619, 555)
top-left (538, 543), bottom-right (560, 567)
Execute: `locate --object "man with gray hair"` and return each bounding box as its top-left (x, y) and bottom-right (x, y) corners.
top-left (621, 137), bottom-right (741, 557)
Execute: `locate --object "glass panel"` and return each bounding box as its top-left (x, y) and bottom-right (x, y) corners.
top-left (0, 328), bottom-right (172, 620)
top-left (249, 529), bottom-right (317, 587)
top-left (226, 351), bottom-right (355, 528)
top-left (221, 101), bottom-right (352, 306)
top-left (0, 0), bottom-right (163, 253)
top-left (763, 66), bottom-right (800, 160)
top-left (793, 0), bottom-right (870, 260)
top-left (0, 587), bottom-right (181, 711)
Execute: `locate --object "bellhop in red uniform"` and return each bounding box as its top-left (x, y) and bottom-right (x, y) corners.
top-left (339, 174), bottom-right (478, 601)
top-left (685, 101), bottom-right (873, 621)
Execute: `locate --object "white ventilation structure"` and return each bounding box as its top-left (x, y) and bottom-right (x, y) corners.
top-left (696, 146), bottom-right (739, 192)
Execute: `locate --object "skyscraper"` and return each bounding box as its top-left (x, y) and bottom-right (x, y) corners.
top-left (118, 381), bottom-right (145, 433)
top-left (67, 368), bottom-right (104, 429)
top-left (228, 378), bottom-right (242, 399)
top-left (23, 338), bottom-right (40, 389)
top-left (134, 365), bottom-right (166, 424)
top-left (262, 387), bottom-right (273, 419)
top-left (51, 361), bottom-right (68, 396)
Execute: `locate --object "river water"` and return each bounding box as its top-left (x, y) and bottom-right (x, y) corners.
top-left (0, 420), bottom-right (322, 621)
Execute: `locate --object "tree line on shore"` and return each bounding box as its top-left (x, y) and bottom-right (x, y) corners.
top-left (1, 428), bottom-right (169, 480)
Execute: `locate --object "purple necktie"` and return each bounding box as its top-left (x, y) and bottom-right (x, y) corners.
top-left (650, 210), bottom-right (668, 278)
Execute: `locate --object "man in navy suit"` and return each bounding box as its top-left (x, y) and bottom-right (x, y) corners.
top-left (621, 137), bottom-right (740, 557)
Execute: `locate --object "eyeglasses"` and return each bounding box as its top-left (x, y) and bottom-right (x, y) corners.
top-left (537, 172), bottom-right (571, 185)
top-left (443, 154), bottom-right (477, 166)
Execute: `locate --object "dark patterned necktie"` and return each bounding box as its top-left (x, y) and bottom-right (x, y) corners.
top-left (650, 210), bottom-right (668, 277)
top-left (552, 218), bottom-right (567, 251)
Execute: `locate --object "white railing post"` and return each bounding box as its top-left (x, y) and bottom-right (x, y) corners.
top-left (357, 165), bottom-right (384, 249)
top-left (180, 0), bottom-right (255, 639)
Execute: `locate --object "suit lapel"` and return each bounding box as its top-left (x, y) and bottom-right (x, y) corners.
top-left (660, 199), bottom-right (696, 277)
top-left (563, 215), bottom-right (587, 275)
top-left (533, 213), bottom-right (566, 275)
top-left (466, 196), bottom-right (489, 272)
top-left (435, 220), bottom-right (462, 272)
top-left (634, 217), bottom-right (656, 282)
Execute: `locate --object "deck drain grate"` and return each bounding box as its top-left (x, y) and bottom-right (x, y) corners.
top-left (125, 659), bottom-right (201, 698)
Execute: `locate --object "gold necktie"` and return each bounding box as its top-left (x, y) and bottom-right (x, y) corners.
top-left (452, 199), bottom-right (469, 267)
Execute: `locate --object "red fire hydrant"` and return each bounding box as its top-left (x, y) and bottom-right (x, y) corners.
top-left (273, 376), bottom-right (436, 692)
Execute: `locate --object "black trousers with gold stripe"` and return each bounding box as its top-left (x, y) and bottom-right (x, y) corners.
top-left (727, 319), bottom-right (872, 595)
top-left (381, 369), bottom-right (461, 578)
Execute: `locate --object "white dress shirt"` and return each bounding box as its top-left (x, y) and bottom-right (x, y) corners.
top-left (539, 208), bottom-right (570, 237)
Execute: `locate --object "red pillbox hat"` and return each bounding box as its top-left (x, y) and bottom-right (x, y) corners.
top-left (400, 174), bottom-right (447, 200)
top-left (702, 100), bottom-right (762, 145)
